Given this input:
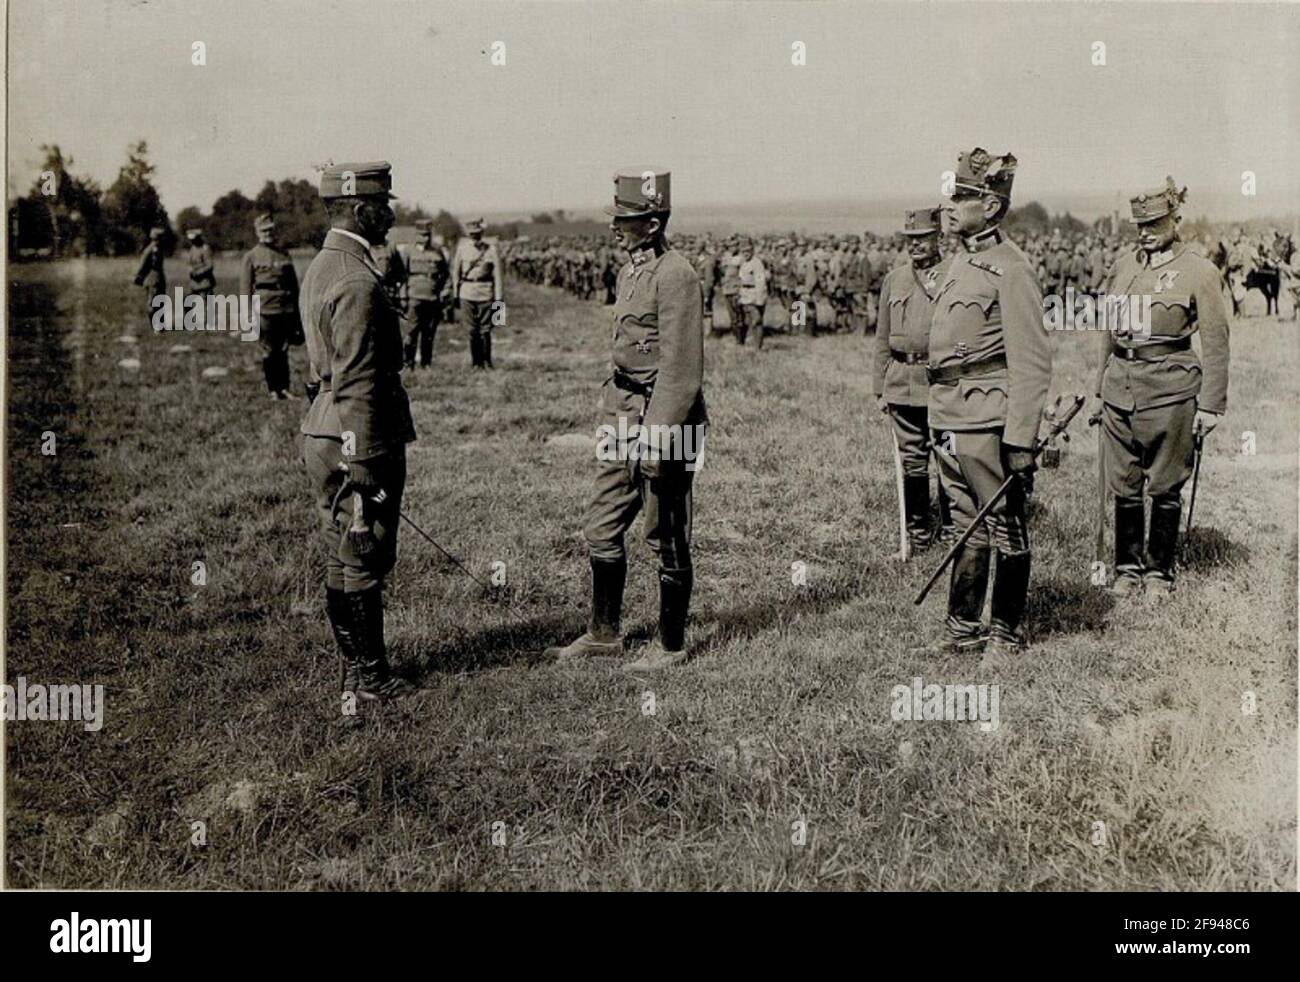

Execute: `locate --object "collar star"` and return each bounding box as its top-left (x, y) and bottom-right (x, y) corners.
top-left (962, 225), bottom-right (1004, 253)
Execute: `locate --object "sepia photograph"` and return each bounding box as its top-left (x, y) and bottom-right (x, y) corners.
top-left (2, 0), bottom-right (1297, 943)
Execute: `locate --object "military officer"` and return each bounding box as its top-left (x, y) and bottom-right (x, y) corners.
top-left (133, 226), bottom-right (167, 327)
top-left (873, 207), bottom-right (955, 552)
top-left (925, 148), bottom-right (1052, 658)
top-left (240, 213), bottom-right (302, 399)
top-left (718, 241), bottom-right (743, 338)
top-left (185, 229), bottom-right (215, 309)
top-left (451, 217), bottom-right (503, 369)
top-left (545, 170), bottom-right (707, 672)
top-left (1094, 178), bottom-right (1229, 597)
top-left (300, 161), bottom-right (417, 704)
top-left (398, 218), bottom-right (450, 370)
top-left (736, 237), bottom-right (768, 348)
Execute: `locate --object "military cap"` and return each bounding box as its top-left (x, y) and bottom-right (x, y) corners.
top-left (318, 160), bottom-right (396, 200)
top-left (185, 228), bottom-right (202, 240)
top-left (414, 218), bottom-right (434, 232)
top-left (1128, 176), bottom-right (1187, 224)
top-left (901, 207), bottom-right (943, 236)
top-left (254, 213), bottom-right (276, 232)
top-left (464, 217), bottom-right (485, 233)
top-left (952, 147), bottom-right (1017, 199)
top-left (604, 169), bottom-right (671, 218)
top-left (149, 226), bottom-right (165, 239)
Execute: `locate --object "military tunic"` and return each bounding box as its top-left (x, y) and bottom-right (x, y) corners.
top-left (300, 229), bottom-right (416, 592)
top-left (584, 248), bottom-right (707, 570)
top-left (399, 240), bottom-right (450, 368)
top-left (241, 241), bottom-right (301, 393)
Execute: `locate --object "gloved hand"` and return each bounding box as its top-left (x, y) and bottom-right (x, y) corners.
top-left (1005, 444), bottom-right (1038, 487)
top-left (344, 458), bottom-right (382, 494)
top-left (1193, 409), bottom-right (1221, 437)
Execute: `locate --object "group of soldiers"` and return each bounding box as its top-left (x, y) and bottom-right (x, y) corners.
top-left (128, 148), bottom-right (1249, 710)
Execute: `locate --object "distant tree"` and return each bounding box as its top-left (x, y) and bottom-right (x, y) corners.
top-left (1004, 201), bottom-right (1050, 238)
top-left (101, 141), bottom-right (171, 255)
top-left (393, 202), bottom-right (432, 226)
top-left (531, 212), bottom-right (555, 224)
top-left (250, 177), bottom-right (327, 248)
top-left (431, 209), bottom-right (462, 243)
top-left (20, 145), bottom-right (106, 256)
top-left (206, 189), bottom-right (258, 251)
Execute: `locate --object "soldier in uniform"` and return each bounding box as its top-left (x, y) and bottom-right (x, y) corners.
top-left (1094, 178), bottom-right (1229, 597)
top-left (736, 237), bottom-right (768, 348)
top-left (451, 218), bottom-right (504, 369)
top-left (718, 241), bottom-right (743, 338)
top-left (185, 229), bottom-right (215, 314)
top-left (240, 214), bottom-right (301, 399)
top-left (545, 170), bottom-right (707, 672)
top-left (300, 161), bottom-right (417, 703)
top-left (924, 148), bottom-right (1052, 658)
top-left (133, 226), bottom-right (167, 327)
top-left (398, 218), bottom-right (450, 370)
top-left (873, 207), bottom-right (955, 552)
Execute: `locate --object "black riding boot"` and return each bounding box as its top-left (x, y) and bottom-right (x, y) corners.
top-left (1111, 496), bottom-right (1145, 596)
top-left (347, 587), bottom-right (417, 701)
top-left (903, 475), bottom-right (932, 550)
top-left (545, 558), bottom-right (627, 661)
top-left (1145, 494), bottom-right (1182, 595)
top-left (326, 587), bottom-right (361, 695)
top-left (988, 551), bottom-right (1032, 651)
top-left (484, 332), bottom-right (494, 369)
top-left (624, 567), bottom-right (693, 672)
top-left (936, 484), bottom-right (957, 546)
top-left (469, 332), bottom-right (483, 368)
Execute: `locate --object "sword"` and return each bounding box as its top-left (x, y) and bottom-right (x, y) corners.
top-left (888, 415), bottom-right (911, 561)
top-left (914, 394), bottom-right (1086, 605)
top-left (1089, 407), bottom-right (1106, 564)
top-left (1183, 419), bottom-right (1206, 559)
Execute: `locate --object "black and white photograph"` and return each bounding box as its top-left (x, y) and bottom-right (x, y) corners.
top-left (2, 0), bottom-right (1297, 946)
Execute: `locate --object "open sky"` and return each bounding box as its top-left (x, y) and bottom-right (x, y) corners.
top-left (8, 0), bottom-right (1299, 222)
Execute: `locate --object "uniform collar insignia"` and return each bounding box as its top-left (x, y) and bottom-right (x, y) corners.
top-left (963, 225), bottom-right (1004, 254)
top-left (1142, 243), bottom-right (1183, 270)
top-left (630, 247), bottom-right (654, 268)
top-left (1154, 269), bottom-right (1180, 292)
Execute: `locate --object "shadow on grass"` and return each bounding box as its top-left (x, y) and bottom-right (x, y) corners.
top-left (1181, 526), bottom-right (1250, 572)
top-left (1026, 575), bottom-right (1113, 641)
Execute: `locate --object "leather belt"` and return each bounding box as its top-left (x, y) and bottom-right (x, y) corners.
top-left (612, 370), bottom-right (654, 398)
top-left (891, 350), bottom-right (928, 365)
top-left (926, 353), bottom-right (1007, 385)
top-left (1113, 336), bottom-right (1192, 361)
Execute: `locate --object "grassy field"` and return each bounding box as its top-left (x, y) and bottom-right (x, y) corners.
top-left (5, 252), bottom-right (1296, 890)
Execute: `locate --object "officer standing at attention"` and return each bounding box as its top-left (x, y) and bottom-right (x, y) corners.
top-left (924, 148), bottom-right (1052, 659)
top-left (1095, 178), bottom-right (1229, 597)
top-left (399, 218), bottom-right (451, 370)
top-left (451, 217), bottom-right (503, 369)
top-left (133, 226), bottom-right (167, 328)
top-left (736, 237), bottom-right (769, 348)
top-left (300, 161), bottom-right (417, 704)
top-left (545, 170), bottom-right (707, 673)
top-left (186, 229), bottom-right (215, 309)
top-left (240, 213), bottom-right (302, 399)
top-left (873, 207), bottom-right (955, 552)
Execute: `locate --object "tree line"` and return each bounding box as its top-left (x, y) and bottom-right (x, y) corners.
top-left (8, 141), bottom-right (463, 259)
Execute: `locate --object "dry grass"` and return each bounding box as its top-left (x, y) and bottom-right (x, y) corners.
top-left (4, 253), bottom-right (1295, 890)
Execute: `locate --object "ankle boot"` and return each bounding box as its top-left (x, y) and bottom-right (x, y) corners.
top-left (1144, 494), bottom-right (1181, 594)
top-left (988, 551), bottom-right (1032, 651)
top-left (1111, 496), bottom-right (1145, 596)
top-left (347, 587), bottom-right (417, 701)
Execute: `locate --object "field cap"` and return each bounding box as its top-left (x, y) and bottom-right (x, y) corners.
top-left (952, 148), bottom-right (1017, 199)
top-left (605, 169), bottom-right (671, 218)
top-left (901, 207), bottom-right (943, 236)
top-left (254, 213), bottom-right (276, 232)
top-left (1128, 176), bottom-right (1187, 224)
top-left (464, 217), bottom-right (486, 233)
top-left (319, 161), bottom-right (396, 200)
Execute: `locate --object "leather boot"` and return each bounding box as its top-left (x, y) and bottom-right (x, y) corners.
top-left (936, 485), bottom-right (957, 547)
top-left (469, 332), bottom-right (483, 368)
top-left (624, 567), bottom-right (692, 671)
top-left (484, 333), bottom-right (494, 369)
top-left (1144, 494), bottom-right (1181, 596)
top-left (326, 587), bottom-right (362, 695)
top-left (903, 475), bottom-right (932, 551)
top-left (348, 587), bottom-right (418, 701)
top-left (1110, 496), bottom-right (1145, 596)
top-left (987, 551), bottom-right (1032, 653)
top-left (914, 543), bottom-right (989, 655)
top-left (545, 557), bottom-right (626, 662)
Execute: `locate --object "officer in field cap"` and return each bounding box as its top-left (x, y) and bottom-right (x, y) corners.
top-left (1093, 177), bottom-right (1229, 598)
top-left (185, 228), bottom-right (215, 309)
top-left (452, 217), bottom-right (503, 368)
top-left (922, 148), bottom-right (1053, 661)
top-left (545, 169), bottom-right (708, 672)
top-left (398, 218), bottom-right (451, 370)
top-left (300, 161), bottom-right (418, 706)
top-left (240, 212), bottom-right (302, 399)
top-left (873, 206), bottom-right (955, 553)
